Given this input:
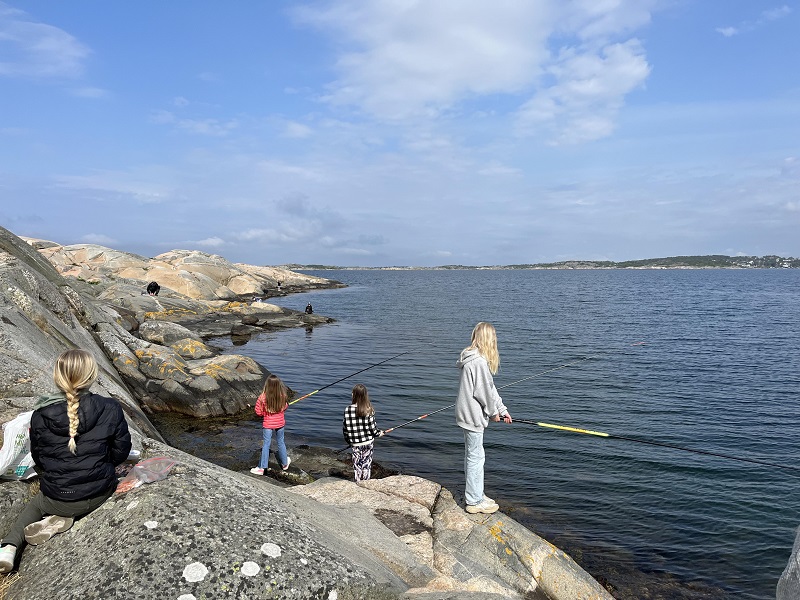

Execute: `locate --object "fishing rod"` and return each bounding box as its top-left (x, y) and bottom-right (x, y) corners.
top-left (513, 419), bottom-right (800, 473)
top-left (336, 348), bottom-right (633, 452)
top-left (496, 341), bottom-right (645, 390)
top-left (289, 350), bottom-right (411, 405)
top-left (382, 343), bottom-right (646, 433)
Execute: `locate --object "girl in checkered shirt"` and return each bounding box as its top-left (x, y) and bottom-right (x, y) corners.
top-left (342, 384), bottom-right (384, 482)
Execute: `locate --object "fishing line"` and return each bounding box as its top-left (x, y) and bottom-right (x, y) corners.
top-left (289, 350), bottom-right (411, 405)
top-left (513, 419), bottom-right (800, 473)
top-left (336, 346), bottom-right (640, 452)
top-left (499, 342), bottom-right (645, 390)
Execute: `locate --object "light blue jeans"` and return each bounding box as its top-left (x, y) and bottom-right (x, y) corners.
top-left (259, 427), bottom-right (288, 469)
top-left (463, 429), bottom-right (485, 506)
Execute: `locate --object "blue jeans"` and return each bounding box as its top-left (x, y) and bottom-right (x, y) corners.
top-left (259, 427), bottom-right (288, 469)
top-left (463, 429), bottom-right (485, 506)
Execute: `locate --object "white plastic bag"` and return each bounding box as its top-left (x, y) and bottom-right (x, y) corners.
top-left (0, 411), bottom-right (37, 480)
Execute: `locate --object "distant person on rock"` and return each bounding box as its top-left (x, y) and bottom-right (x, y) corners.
top-left (455, 322), bottom-right (512, 515)
top-left (276, 281), bottom-right (282, 292)
top-left (343, 384), bottom-right (384, 482)
top-left (146, 281), bottom-right (160, 296)
top-left (305, 303), bottom-right (313, 314)
top-left (250, 375), bottom-right (290, 475)
top-left (0, 349), bottom-right (132, 574)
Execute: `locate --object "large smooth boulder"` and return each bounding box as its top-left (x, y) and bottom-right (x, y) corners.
top-left (1, 441), bottom-right (408, 600)
top-left (31, 241), bottom-right (338, 301)
top-left (290, 476), bottom-right (614, 600)
top-left (0, 226), bottom-right (159, 440)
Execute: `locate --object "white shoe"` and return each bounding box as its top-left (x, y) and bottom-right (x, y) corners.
top-left (282, 456), bottom-right (291, 471)
top-left (482, 495), bottom-right (499, 508)
top-left (465, 499), bottom-right (500, 514)
top-left (249, 467), bottom-right (264, 475)
top-left (0, 545), bottom-right (16, 573)
top-left (24, 515), bottom-right (74, 545)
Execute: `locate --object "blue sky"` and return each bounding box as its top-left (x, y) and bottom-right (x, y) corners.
top-left (1, 1), bottom-right (798, 267)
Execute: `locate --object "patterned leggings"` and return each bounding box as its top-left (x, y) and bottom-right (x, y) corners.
top-left (352, 442), bottom-right (374, 482)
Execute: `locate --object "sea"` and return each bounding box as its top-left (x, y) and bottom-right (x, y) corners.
top-left (214, 268), bottom-right (800, 599)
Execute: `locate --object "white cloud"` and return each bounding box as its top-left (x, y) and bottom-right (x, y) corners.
top-left (477, 162), bottom-right (521, 176)
top-left (294, 0), bottom-right (555, 119)
top-left (54, 170), bottom-right (175, 204)
top-left (149, 110), bottom-right (176, 125)
top-left (176, 118), bottom-right (239, 136)
top-left (197, 71), bottom-right (220, 83)
top-left (235, 227), bottom-right (308, 244)
top-left (517, 39), bottom-right (650, 144)
top-left (70, 86), bottom-right (109, 98)
top-left (80, 233), bottom-right (118, 246)
top-left (193, 237), bottom-right (226, 247)
top-left (0, 3), bottom-right (90, 78)
top-left (293, 0), bottom-right (654, 143)
top-left (283, 121), bottom-right (313, 138)
top-left (716, 5), bottom-right (791, 37)
top-left (761, 5), bottom-right (791, 22)
top-left (174, 96), bottom-right (190, 107)
top-left (149, 110), bottom-right (239, 136)
top-left (715, 26), bottom-right (738, 37)
top-left (258, 160), bottom-right (329, 182)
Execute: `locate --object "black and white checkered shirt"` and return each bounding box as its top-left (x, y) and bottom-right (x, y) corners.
top-left (342, 404), bottom-right (380, 447)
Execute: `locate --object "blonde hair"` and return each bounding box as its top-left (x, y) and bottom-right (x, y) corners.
top-left (262, 375), bottom-right (288, 414)
top-left (351, 384), bottom-right (374, 418)
top-left (465, 322), bottom-right (500, 374)
top-left (53, 349), bottom-right (98, 454)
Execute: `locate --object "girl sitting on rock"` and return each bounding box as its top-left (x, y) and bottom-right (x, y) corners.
top-left (342, 384), bottom-right (384, 482)
top-left (251, 375), bottom-right (290, 475)
top-left (0, 349), bottom-right (132, 574)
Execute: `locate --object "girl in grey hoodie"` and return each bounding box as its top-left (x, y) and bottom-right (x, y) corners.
top-left (456, 322), bottom-right (512, 514)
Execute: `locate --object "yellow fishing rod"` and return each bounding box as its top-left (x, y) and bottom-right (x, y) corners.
top-left (289, 350), bottom-right (411, 405)
top-left (513, 418), bottom-right (800, 472)
top-left (336, 348), bottom-right (634, 454)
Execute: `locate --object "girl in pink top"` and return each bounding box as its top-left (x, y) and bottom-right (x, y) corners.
top-left (250, 375), bottom-right (290, 475)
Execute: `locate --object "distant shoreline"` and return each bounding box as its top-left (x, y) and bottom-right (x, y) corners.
top-left (283, 254), bottom-right (799, 271)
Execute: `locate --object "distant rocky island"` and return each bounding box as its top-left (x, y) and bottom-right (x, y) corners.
top-left (284, 254), bottom-right (800, 270)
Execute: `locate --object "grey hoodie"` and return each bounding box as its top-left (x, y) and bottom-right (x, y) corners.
top-left (455, 348), bottom-right (508, 433)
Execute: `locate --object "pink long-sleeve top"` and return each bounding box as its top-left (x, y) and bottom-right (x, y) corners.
top-left (254, 393), bottom-right (288, 429)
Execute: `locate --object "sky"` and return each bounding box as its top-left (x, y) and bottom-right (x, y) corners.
top-left (1, 1), bottom-right (798, 267)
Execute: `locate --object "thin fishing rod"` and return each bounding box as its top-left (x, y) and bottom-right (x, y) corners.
top-left (336, 343), bottom-right (646, 453)
top-left (289, 350), bottom-right (411, 405)
top-left (383, 345), bottom-right (646, 434)
top-left (513, 419), bottom-right (800, 472)
top-left (383, 403), bottom-right (455, 434)
top-left (498, 342), bottom-right (645, 390)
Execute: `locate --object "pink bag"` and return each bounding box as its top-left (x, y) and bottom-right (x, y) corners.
top-left (116, 457), bottom-right (177, 494)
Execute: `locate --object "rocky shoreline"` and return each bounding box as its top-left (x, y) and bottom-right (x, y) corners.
top-left (0, 225), bottom-right (617, 599)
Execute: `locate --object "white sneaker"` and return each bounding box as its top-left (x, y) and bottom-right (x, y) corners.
top-left (282, 456), bottom-right (291, 471)
top-left (24, 515), bottom-right (74, 545)
top-left (465, 499), bottom-right (500, 514)
top-left (483, 495), bottom-right (499, 508)
top-left (0, 544), bottom-right (16, 573)
top-left (249, 467), bottom-right (264, 475)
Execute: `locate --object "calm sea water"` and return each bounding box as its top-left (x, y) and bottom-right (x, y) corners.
top-left (218, 269), bottom-right (800, 599)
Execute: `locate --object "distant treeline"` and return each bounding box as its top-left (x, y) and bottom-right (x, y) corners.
top-left (283, 255), bottom-right (799, 270)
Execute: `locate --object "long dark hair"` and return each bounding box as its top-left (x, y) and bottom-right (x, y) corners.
top-left (351, 383), bottom-right (374, 418)
top-left (262, 374), bottom-right (287, 414)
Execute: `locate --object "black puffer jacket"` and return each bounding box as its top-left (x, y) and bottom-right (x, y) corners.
top-left (30, 393), bottom-right (132, 501)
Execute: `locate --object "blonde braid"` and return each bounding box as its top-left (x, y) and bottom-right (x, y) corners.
top-left (66, 388), bottom-right (80, 454)
top-left (53, 349), bottom-right (98, 455)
